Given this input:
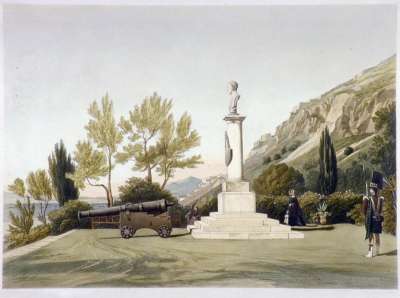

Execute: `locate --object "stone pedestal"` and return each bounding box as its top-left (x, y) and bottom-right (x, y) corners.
top-left (188, 112), bottom-right (303, 240)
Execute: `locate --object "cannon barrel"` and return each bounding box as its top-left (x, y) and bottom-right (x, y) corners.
top-left (78, 199), bottom-right (175, 220)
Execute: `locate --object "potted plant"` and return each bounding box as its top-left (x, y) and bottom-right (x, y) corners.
top-left (316, 202), bottom-right (329, 225)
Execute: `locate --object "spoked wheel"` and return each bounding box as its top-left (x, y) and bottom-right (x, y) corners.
top-left (120, 225), bottom-right (135, 239)
top-left (158, 225), bottom-right (172, 238)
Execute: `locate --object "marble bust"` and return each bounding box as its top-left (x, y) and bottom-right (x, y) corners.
top-left (227, 80), bottom-right (240, 114)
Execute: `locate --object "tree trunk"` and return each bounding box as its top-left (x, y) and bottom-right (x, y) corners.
top-left (87, 178), bottom-right (111, 207)
top-left (108, 154), bottom-right (113, 206)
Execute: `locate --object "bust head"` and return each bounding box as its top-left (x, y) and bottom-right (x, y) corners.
top-left (227, 80), bottom-right (239, 94)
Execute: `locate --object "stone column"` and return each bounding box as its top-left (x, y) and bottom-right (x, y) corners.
top-left (224, 114), bottom-right (246, 182)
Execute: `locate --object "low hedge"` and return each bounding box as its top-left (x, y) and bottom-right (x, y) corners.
top-left (48, 200), bottom-right (92, 235)
top-left (256, 195), bottom-right (288, 223)
top-left (7, 224), bottom-right (51, 250)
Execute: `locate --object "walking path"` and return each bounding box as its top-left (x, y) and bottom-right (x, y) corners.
top-left (3, 229), bottom-right (76, 261)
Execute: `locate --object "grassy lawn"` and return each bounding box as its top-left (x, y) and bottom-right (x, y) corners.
top-left (3, 224), bottom-right (397, 288)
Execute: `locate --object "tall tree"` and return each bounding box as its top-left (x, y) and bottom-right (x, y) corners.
top-left (370, 102), bottom-right (396, 176)
top-left (68, 141), bottom-right (110, 205)
top-left (85, 94), bottom-right (123, 206)
top-left (156, 112), bottom-right (202, 188)
top-left (48, 140), bottom-right (79, 206)
top-left (318, 127), bottom-right (337, 195)
top-left (26, 169), bottom-right (53, 224)
top-left (117, 93), bottom-right (172, 183)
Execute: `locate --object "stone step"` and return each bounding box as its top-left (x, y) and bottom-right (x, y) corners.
top-left (201, 225), bottom-right (272, 233)
top-left (209, 212), bottom-right (268, 219)
top-left (191, 230), bottom-right (304, 240)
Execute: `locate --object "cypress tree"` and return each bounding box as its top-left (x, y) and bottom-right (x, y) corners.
top-left (318, 127), bottom-right (338, 195)
top-left (48, 140), bottom-right (79, 206)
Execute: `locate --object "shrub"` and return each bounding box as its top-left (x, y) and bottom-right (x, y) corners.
top-left (344, 146), bottom-right (354, 156)
top-left (263, 156), bottom-right (272, 165)
top-left (168, 204), bottom-right (188, 227)
top-left (348, 203), bottom-right (364, 225)
top-left (256, 195), bottom-right (288, 223)
top-left (304, 170), bottom-right (320, 193)
top-left (281, 146), bottom-right (287, 155)
top-left (197, 196), bottom-right (218, 217)
top-left (382, 176), bottom-right (396, 235)
top-left (253, 163), bottom-right (305, 196)
top-left (298, 191), bottom-right (320, 222)
top-left (7, 224), bottom-right (51, 250)
top-left (273, 153), bottom-right (281, 160)
top-left (289, 142), bottom-right (300, 152)
top-left (119, 177), bottom-right (177, 204)
top-left (326, 192), bottom-right (362, 223)
top-left (8, 198), bottom-right (35, 235)
top-left (48, 200), bottom-right (92, 235)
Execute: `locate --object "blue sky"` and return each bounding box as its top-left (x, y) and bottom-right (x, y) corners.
top-left (4, 5), bottom-right (396, 196)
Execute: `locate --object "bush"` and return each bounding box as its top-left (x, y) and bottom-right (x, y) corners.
top-left (168, 204), bottom-right (189, 227)
top-left (288, 142), bottom-right (300, 152)
top-left (119, 177), bottom-right (177, 204)
top-left (196, 196), bottom-right (218, 217)
top-left (256, 195), bottom-right (288, 223)
top-left (348, 203), bottom-right (364, 225)
top-left (326, 192), bottom-right (362, 223)
top-left (273, 153), bottom-right (281, 160)
top-left (298, 191), bottom-right (320, 222)
top-left (281, 146), bottom-right (287, 155)
top-left (7, 224), bottom-right (51, 250)
top-left (253, 163), bottom-right (305, 196)
top-left (263, 156), bottom-right (272, 165)
top-left (48, 200), bottom-right (92, 235)
top-left (344, 146), bottom-right (354, 156)
top-left (382, 176), bottom-right (396, 235)
top-left (304, 170), bottom-right (320, 193)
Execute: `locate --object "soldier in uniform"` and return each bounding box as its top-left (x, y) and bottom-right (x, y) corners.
top-left (287, 189), bottom-right (306, 226)
top-left (363, 171), bottom-right (385, 258)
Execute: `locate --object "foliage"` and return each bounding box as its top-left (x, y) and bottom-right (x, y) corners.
top-left (118, 177), bottom-right (177, 204)
top-left (8, 178), bottom-right (26, 198)
top-left (273, 153), bottom-right (281, 160)
top-left (48, 139), bottom-right (79, 206)
top-left (317, 201), bottom-right (327, 213)
top-left (288, 142), bottom-right (300, 152)
top-left (343, 146), bottom-right (354, 156)
top-left (7, 224), bottom-right (51, 250)
top-left (26, 169), bottom-right (53, 224)
top-left (156, 112), bottom-right (202, 188)
top-left (196, 196), bottom-right (218, 217)
top-left (168, 204), bottom-right (188, 227)
top-left (256, 195), bottom-right (288, 223)
top-left (382, 175), bottom-right (396, 235)
top-left (117, 93), bottom-right (173, 183)
top-left (319, 127), bottom-right (338, 195)
top-left (326, 192), bottom-right (362, 223)
top-left (253, 163), bottom-right (305, 196)
top-left (8, 198), bottom-right (35, 236)
top-left (338, 161), bottom-right (372, 194)
top-left (281, 146), bottom-right (287, 155)
top-left (304, 170), bottom-right (320, 193)
top-left (85, 94), bottom-right (123, 206)
top-left (369, 102), bottom-right (396, 176)
top-left (263, 156), bottom-right (272, 165)
top-left (48, 200), bottom-right (92, 235)
top-left (298, 192), bottom-right (320, 222)
top-left (69, 141), bottom-right (110, 205)
top-left (348, 203), bottom-right (364, 225)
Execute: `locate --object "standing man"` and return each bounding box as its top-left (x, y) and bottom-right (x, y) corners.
top-left (363, 171), bottom-right (385, 258)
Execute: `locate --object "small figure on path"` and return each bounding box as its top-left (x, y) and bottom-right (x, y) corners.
top-left (186, 205), bottom-right (200, 226)
top-left (363, 171), bottom-right (385, 258)
top-left (227, 80), bottom-right (240, 114)
top-left (287, 189), bottom-right (306, 226)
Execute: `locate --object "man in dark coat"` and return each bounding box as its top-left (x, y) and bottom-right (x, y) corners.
top-left (287, 189), bottom-right (306, 226)
top-left (363, 171), bottom-right (385, 258)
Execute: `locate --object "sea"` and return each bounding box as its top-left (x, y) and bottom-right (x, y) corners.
top-left (2, 192), bottom-right (108, 236)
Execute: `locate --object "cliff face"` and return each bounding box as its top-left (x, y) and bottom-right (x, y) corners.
top-left (244, 55), bottom-right (396, 180)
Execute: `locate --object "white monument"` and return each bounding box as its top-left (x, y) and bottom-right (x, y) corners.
top-left (188, 81), bottom-right (304, 240)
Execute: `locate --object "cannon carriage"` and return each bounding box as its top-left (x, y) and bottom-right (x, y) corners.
top-left (78, 199), bottom-right (175, 238)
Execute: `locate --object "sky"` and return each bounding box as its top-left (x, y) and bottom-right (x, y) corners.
top-left (3, 4), bottom-right (396, 196)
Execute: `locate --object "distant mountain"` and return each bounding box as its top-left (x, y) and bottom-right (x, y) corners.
top-left (165, 176), bottom-right (202, 197)
top-left (245, 55), bottom-right (396, 180)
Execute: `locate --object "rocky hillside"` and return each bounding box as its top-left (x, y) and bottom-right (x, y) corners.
top-left (244, 55), bottom-right (396, 180)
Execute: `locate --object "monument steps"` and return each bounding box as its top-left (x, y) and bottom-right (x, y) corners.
top-left (191, 229), bottom-right (304, 240)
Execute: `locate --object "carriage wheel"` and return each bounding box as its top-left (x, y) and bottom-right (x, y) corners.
top-left (158, 225), bottom-right (171, 238)
top-left (120, 225), bottom-right (134, 239)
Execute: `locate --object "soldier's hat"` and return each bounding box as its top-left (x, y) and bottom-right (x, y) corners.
top-left (370, 171), bottom-right (384, 190)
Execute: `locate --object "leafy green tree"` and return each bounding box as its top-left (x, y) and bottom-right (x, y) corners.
top-left (318, 127), bottom-right (337, 195)
top-left (8, 178), bottom-right (26, 198)
top-left (85, 94), bottom-right (123, 206)
top-left (68, 141), bottom-right (111, 205)
top-left (253, 163), bottom-right (305, 196)
top-left (370, 102), bottom-right (396, 176)
top-left (117, 93), bottom-right (172, 183)
top-left (26, 170), bottom-right (53, 224)
top-left (48, 140), bottom-right (79, 206)
top-left (118, 177), bottom-right (176, 204)
top-left (8, 198), bottom-right (35, 236)
top-left (304, 169), bottom-right (320, 193)
top-left (156, 112), bottom-right (202, 188)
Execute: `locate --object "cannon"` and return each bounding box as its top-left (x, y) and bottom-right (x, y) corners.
top-left (78, 199), bottom-right (175, 238)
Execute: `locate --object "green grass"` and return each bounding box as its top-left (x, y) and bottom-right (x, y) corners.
top-left (3, 224), bottom-right (397, 288)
